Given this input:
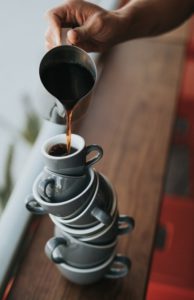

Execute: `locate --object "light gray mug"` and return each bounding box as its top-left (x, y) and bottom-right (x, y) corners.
top-left (54, 213), bottom-right (135, 245)
top-left (25, 168), bottom-right (97, 218)
top-left (50, 182), bottom-right (116, 235)
top-left (42, 134), bottom-right (103, 176)
top-left (54, 172), bottom-right (113, 227)
top-left (56, 252), bottom-right (131, 285)
top-left (37, 167), bottom-right (90, 202)
top-left (45, 234), bottom-right (117, 269)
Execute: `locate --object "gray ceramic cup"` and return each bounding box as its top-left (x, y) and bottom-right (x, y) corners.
top-left (25, 168), bottom-right (97, 217)
top-left (45, 233), bottom-right (117, 269)
top-left (41, 134), bottom-right (103, 176)
top-left (56, 252), bottom-right (131, 285)
top-left (54, 172), bottom-right (113, 227)
top-left (54, 212), bottom-right (135, 245)
top-left (37, 167), bottom-right (90, 202)
top-left (50, 180), bottom-right (118, 236)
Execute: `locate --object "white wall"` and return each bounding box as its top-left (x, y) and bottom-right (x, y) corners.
top-left (0, 0), bottom-right (62, 187)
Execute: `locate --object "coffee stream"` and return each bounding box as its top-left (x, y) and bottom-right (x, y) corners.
top-left (41, 62), bottom-right (94, 154)
top-left (66, 110), bottom-right (73, 153)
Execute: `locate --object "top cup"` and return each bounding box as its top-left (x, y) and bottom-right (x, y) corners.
top-left (41, 134), bottom-right (103, 176)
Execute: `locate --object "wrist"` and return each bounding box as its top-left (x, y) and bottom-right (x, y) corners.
top-left (111, 4), bottom-right (137, 43)
top-left (113, 2), bottom-right (160, 41)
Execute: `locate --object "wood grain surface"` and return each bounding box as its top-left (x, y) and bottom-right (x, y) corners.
top-left (7, 37), bottom-right (186, 300)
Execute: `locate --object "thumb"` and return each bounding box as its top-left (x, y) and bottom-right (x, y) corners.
top-left (67, 26), bottom-right (89, 44)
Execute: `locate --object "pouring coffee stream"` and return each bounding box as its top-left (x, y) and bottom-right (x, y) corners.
top-left (39, 45), bottom-right (97, 154)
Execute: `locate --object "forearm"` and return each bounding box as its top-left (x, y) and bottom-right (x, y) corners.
top-left (115, 0), bottom-right (194, 41)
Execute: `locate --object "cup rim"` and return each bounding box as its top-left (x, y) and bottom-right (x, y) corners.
top-left (41, 133), bottom-right (85, 161)
top-left (43, 166), bottom-right (88, 179)
top-left (50, 174), bottom-right (117, 235)
top-left (57, 250), bottom-right (116, 273)
top-left (53, 229), bottom-right (117, 249)
top-left (32, 168), bottom-right (95, 206)
top-left (55, 172), bottom-right (100, 224)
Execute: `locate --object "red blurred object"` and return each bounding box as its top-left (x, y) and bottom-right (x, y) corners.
top-left (174, 19), bottom-right (194, 196)
top-left (147, 282), bottom-right (194, 300)
top-left (187, 17), bottom-right (194, 58)
top-left (179, 59), bottom-right (194, 104)
top-left (147, 197), bottom-right (194, 299)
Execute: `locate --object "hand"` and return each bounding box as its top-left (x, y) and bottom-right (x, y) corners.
top-left (45, 0), bottom-right (124, 52)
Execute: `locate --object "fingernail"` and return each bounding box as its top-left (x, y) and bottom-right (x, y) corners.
top-left (67, 29), bottom-right (79, 43)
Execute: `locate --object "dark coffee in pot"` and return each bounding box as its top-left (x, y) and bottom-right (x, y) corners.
top-left (40, 62), bottom-right (95, 111)
top-left (41, 62), bottom-right (94, 154)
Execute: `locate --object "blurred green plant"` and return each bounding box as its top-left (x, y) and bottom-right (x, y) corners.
top-left (0, 95), bottom-right (41, 213)
top-left (0, 145), bottom-right (14, 209)
top-left (20, 94), bottom-right (41, 144)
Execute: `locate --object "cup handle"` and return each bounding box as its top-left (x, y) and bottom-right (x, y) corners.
top-left (45, 237), bottom-right (69, 264)
top-left (118, 215), bottom-right (135, 235)
top-left (85, 145), bottom-right (103, 167)
top-left (105, 254), bottom-right (131, 279)
top-left (39, 178), bottom-right (55, 201)
top-left (91, 207), bottom-right (112, 225)
top-left (25, 194), bottom-right (46, 215)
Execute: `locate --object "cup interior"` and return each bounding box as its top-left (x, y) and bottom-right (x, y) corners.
top-left (42, 134), bottom-right (85, 160)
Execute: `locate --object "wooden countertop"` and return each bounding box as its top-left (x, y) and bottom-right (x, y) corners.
top-left (7, 23), bottom-right (188, 300)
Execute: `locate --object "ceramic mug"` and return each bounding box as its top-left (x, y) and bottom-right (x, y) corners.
top-left (50, 179), bottom-right (117, 237)
top-left (54, 213), bottom-right (135, 245)
top-left (37, 167), bottom-right (90, 202)
top-left (25, 168), bottom-right (97, 218)
top-left (56, 251), bottom-right (131, 285)
top-left (45, 234), bottom-right (117, 269)
top-left (54, 172), bottom-right (113, 227)
top-left (41, 134), bottom-right (103, 176)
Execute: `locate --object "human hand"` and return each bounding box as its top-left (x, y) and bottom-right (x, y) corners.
top-left (45, 0), bottom-right (124, 52)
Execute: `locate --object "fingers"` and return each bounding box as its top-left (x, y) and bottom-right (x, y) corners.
top-left (44, 1), bottom-right (108, 52)
top-left (45, 9), bottom-right (63, 46)
top-left (45, 28), bottom-right (56, 50)
top-left (67, 29), bottom-right (80, 44)
top-left (66, 20), bottom-right (91, 45)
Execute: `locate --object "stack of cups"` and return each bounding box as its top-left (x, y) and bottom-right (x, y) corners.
top-left (25, 134), bottom-right (134, 285)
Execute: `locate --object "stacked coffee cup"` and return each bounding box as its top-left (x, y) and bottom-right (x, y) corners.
top-left (25, 133), bottom-right (134, 285)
